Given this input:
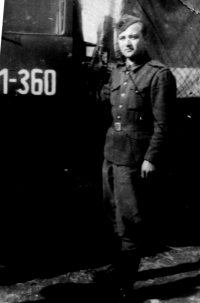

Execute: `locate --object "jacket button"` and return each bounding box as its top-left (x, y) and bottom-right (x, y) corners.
top-left (121, 93), bottom-right (125, 97)
top-left (135, 89), bottom-right (139, 94)
top-left (119, 105), bottom-right (123, 108)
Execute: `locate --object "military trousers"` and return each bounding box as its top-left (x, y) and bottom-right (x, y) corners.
top-left (102, 159), bottom-right (146, 287)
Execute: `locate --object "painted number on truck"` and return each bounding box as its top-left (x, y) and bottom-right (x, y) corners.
top-left (0, 68), bottom-right (56, 95)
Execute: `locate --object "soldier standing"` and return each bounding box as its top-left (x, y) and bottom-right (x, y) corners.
top-left (101, 14), bottom-right (176, 302)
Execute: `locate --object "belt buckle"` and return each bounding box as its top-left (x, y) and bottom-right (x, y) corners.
top-left (114, 122), bottom-right (121, 131)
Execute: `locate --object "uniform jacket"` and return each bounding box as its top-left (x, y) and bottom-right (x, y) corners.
top-left (101, 53), bottom-right (177, 167)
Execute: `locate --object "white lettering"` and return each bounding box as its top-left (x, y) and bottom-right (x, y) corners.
top-left (0, 68), bottom-right (8, 94)
top-left (17, 69), bottom-right (30, 94)
top-left (0, 68), bottom-right (57, 95)
top-left (44, 70), bottom-right (56, 96)
top-left (31, 69), bottom-right (43, 95)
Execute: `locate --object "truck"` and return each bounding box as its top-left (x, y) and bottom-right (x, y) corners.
top-left (0, 0), bottom-right (99, 274)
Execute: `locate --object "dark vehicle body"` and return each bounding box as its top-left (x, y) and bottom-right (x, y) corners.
top-left (0, 0), bottom-right (96, 273)
top-left (1, 0), bottom-right (74, 167)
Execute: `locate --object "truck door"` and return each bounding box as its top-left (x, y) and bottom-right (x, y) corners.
top-left (0, 0), bottom-right (77, 265)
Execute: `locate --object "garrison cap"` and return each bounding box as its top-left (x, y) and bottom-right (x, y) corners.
top-left (116, 14), bottom-right (142, 36)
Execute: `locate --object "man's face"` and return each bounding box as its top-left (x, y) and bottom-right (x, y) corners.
top-left (118, 22), bottom-right (146, 60)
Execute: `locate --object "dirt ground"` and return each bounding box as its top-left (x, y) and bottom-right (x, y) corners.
top-left (0, 246), bottom-right (200, 303)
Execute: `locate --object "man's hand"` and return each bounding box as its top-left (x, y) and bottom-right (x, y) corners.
top-left (141, 160), bottom-right (156, 178)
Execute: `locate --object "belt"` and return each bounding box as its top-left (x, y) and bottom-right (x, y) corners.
top-left (114, 122), bottom-right (121, 131)
top-left (113, 122), bottom-right (141, 132)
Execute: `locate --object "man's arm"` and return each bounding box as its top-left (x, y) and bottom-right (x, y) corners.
top-left (142, 68), bottom-right (176, 177)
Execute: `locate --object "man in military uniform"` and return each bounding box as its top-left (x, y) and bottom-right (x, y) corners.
top-left (101, 14), bottom-right (176, 301)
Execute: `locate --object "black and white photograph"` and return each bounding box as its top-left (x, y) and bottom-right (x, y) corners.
top-left (0, 1), bottom-right (200, 302)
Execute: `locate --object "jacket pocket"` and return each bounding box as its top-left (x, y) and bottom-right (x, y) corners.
top-left (110, 81), bottom-right (121, 106)
top-left (128, 86), bottom-right (149, 109)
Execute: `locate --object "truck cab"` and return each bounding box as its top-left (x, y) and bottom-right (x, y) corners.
top-left (0, 0), bottom-right (89, 270)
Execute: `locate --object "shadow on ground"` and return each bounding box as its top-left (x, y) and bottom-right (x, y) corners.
top-left (135, 274), bottom-right (200, 303)
top-left (34, 273), bottom-right (200, 303)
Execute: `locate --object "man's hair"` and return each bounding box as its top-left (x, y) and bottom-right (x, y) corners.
top-left (116, 14), bottom-right (148, 37)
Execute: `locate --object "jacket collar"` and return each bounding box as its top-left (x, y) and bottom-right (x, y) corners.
top-left (117, 51), bottom-right (151, 73)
